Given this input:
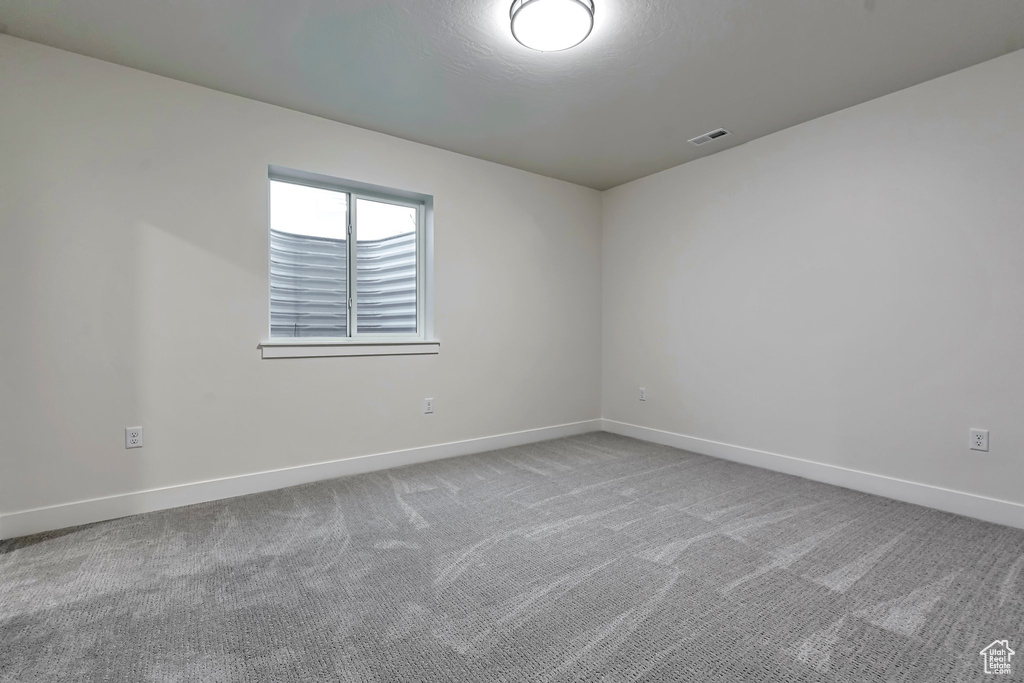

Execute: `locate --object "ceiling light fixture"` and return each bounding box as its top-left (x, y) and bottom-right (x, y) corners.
top-left (510, 0), bottom-right (595, 52)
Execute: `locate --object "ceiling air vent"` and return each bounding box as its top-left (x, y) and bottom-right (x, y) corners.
top-left (688, 128), bottom-right (730, 147)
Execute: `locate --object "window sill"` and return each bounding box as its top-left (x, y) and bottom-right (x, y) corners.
top-left (259, 339), bottom-right (440, 359)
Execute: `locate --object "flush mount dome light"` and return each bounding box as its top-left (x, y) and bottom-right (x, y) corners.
top-left (510, 0), bottom-right (595, 52)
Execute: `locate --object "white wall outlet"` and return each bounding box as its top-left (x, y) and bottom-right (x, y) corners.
top-left (639, 387), bottom-right (647, 402)
top-left (423, 398), bottom-right (435, 415)
top-left (125, 426), bottom-right (144, 449)
top-left (970, 428), bottom-right (989, 452)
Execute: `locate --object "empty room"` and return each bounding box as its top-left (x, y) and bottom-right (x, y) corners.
top-left (2, 1), bottom-right (1024, 680)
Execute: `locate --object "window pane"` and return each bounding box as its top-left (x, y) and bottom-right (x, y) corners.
top-left (355, 198), bottom-right (417, 335)
top-left (269, 180), bottom-right (348, 338)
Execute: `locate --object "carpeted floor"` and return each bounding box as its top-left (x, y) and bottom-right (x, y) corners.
top-left (2, 433), bottom-right (1023, 682)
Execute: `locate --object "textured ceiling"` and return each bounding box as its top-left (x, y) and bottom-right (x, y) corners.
top-left (2, 0), bottom-right (1023, 189)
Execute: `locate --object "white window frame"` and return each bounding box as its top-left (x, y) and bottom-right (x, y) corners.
top-left (260, 166), bottom-right (437, 359)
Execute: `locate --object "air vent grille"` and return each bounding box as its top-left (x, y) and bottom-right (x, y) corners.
top-left (688, 128), bottom-right (730, 146)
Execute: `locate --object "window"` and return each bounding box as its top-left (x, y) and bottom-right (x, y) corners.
top-left (262, 168), bottom-right (435, 358)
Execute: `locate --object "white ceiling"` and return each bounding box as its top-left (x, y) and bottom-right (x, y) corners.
top-left (2, 0), bottom-right (1023, 189)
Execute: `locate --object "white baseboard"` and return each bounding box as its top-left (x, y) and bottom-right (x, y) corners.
top-left (7, 417), bottom-right (1020, 541)
top-left (602, 419), bottom-right (1024, 531)
top-left (0, 419), bottom-right (601, 541)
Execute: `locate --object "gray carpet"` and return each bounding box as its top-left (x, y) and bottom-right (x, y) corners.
top-left (2, 433), bottom-right (1023, 682)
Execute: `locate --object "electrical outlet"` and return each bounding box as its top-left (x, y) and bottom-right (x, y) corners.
top-left (639, 387), bottom-right (647, 402)
top-left (125, 426), bottom-right (144, 449)
top-left (970, 428), bottom-right (989, 452)
top-left (423, 398), bottom-right (435, 415)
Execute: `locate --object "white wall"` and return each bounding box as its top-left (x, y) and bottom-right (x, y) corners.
top-left (5, 34), bottom-right (1024, 536)
top-left (603, 49), bottom-right (1024, 507)
top-left (0, 37), bottom-right (602, 520)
